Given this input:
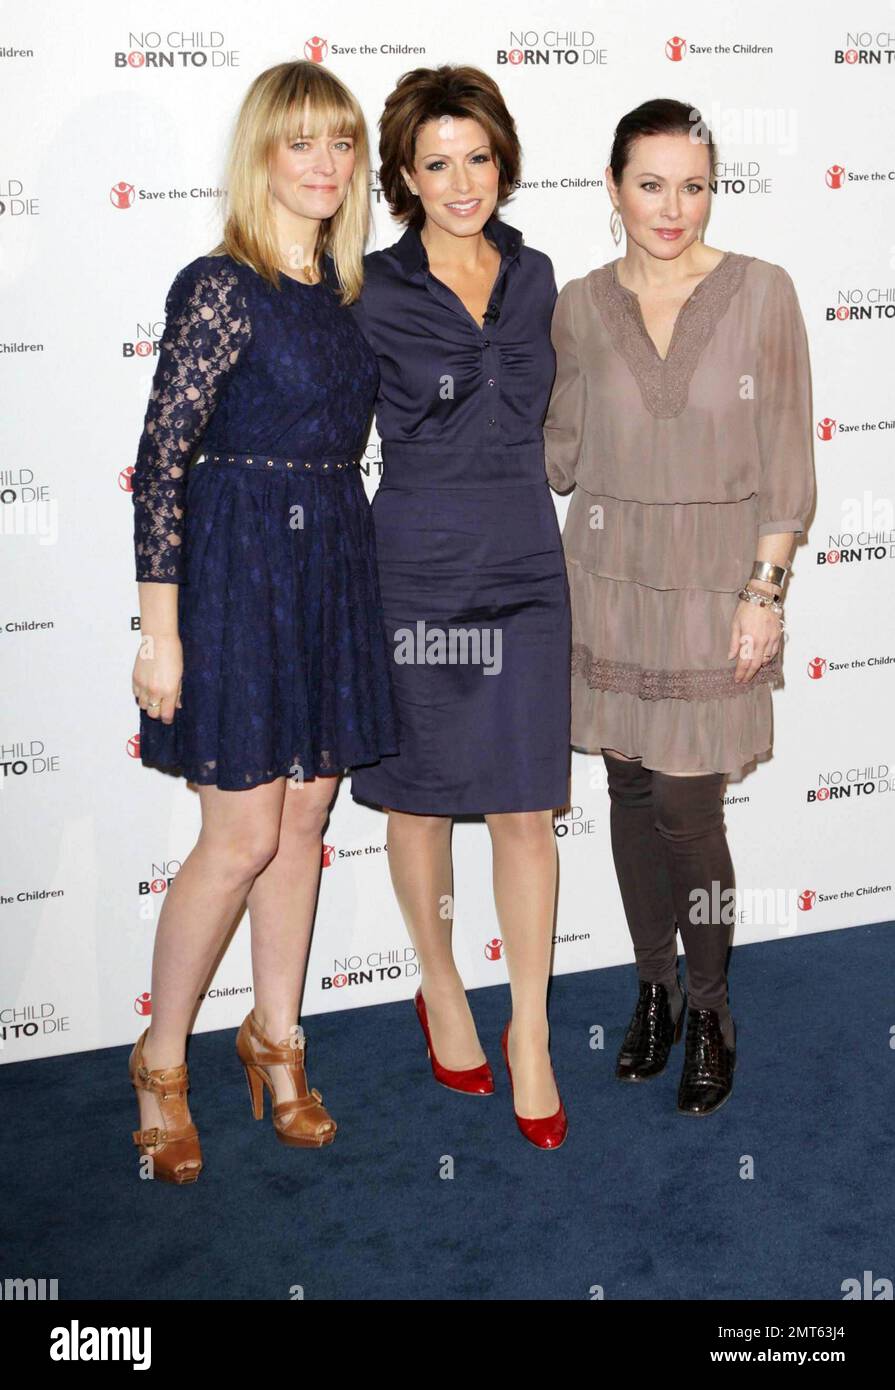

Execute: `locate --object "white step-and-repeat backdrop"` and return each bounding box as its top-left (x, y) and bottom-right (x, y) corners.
top-left (2, 1), bottom-right (893, 1060)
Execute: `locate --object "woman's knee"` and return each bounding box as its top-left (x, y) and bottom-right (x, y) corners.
top-left (485, 809), bottom-right (554, 846)
top-left (196, 780), bottom-right (284, 879)
top-left (198, 827), bottom-right (281, 883)
top-left (282, 776), bottom-right (338, 838)
top-left (651, 770), bottom-right (726, 840)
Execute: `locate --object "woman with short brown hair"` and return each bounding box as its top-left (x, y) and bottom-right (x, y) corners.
top-left (377, 65), bottom-right (521, 227)
top-left (350, 65), bottom-right (572, 1148)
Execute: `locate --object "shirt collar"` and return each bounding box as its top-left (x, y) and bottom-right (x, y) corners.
top-left (391, 212), bottom-right (523, 276)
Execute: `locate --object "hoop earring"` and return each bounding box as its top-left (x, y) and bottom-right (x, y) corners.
top-left (609, 206), bottom-right (622, 246)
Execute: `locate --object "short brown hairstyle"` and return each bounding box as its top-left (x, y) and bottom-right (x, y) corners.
top-left (378, 65), bottom-right (521, 229)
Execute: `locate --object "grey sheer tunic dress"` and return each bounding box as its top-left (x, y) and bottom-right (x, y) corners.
top-left (543, 252), bottom-right (816, 775)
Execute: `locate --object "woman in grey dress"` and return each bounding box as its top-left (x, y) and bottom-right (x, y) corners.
top-left (544, 98), bottom-right (815, 1115)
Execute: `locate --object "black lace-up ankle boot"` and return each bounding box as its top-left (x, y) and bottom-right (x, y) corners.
top-left (616, 979), bottom-right (685, 1082)
top-left (677, 1007), bottom-right (736, 1116)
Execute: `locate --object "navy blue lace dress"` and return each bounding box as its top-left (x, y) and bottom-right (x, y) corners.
top-left (131, 251), bottom-right (400, 790)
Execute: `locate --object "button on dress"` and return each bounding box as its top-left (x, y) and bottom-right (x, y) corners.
top-left (131, 251), bottom-right (400, 790)
top-left (348, 215), bottom-right (571, 814)
top-left (544, 253), bottom-right (816, 775)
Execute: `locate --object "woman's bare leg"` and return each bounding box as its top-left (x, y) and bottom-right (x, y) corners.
top-left (244, 773), bottom-right (341, 1103)
top-left (485, 809), bottom-right (559, 1117)
top-left (385, 808), bottom-right (486, 1069)
top-left (136, 777), bottom-right (287, 1140)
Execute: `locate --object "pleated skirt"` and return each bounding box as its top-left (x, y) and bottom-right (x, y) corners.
top-left (567, 562), bottom-right (782, 777)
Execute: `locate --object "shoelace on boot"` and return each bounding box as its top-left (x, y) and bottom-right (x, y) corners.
top-left (683, 1012), bottom-right (731, 1086)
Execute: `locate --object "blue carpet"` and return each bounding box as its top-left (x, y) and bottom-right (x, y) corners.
top-left (3, 922), bottom-right (893, 1301)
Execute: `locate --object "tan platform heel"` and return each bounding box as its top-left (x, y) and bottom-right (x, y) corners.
top-left (128, 1028), bottom-right (203, 1184)
top-left (236, 1010), bottom-right (336, 1148)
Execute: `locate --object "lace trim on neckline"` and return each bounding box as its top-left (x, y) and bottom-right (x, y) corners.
top-left (590, 253), bottom-right (753, 419)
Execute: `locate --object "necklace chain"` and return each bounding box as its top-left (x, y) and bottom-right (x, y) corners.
top-left (280, 261), bottom-right (319, 285)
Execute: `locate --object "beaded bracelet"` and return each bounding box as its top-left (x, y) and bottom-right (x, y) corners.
top-left (738, 585), bottom-right (785, 629)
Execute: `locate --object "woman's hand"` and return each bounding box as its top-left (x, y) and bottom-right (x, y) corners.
top-left (727, 598), bottom-right (782, 684)
top-left (132, 632), bottom-right (183, 723)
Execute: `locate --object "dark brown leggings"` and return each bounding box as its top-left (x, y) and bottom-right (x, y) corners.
top-left (602, 751), bottom-right (735, 1013)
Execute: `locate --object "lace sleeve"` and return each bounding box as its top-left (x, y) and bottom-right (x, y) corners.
top-left (132, 258), bottom-right (252, 582)
top-left (754, 264), bottom-right (815, 536)
top-left (544, 281), bottom-right (586, 494)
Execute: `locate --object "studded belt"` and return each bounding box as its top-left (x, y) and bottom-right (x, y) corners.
top-left (194, 450), bottom-right (360, 474)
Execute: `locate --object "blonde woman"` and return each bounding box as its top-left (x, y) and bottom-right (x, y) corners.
top-left (128, 61), bottom-right (398, 1181)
